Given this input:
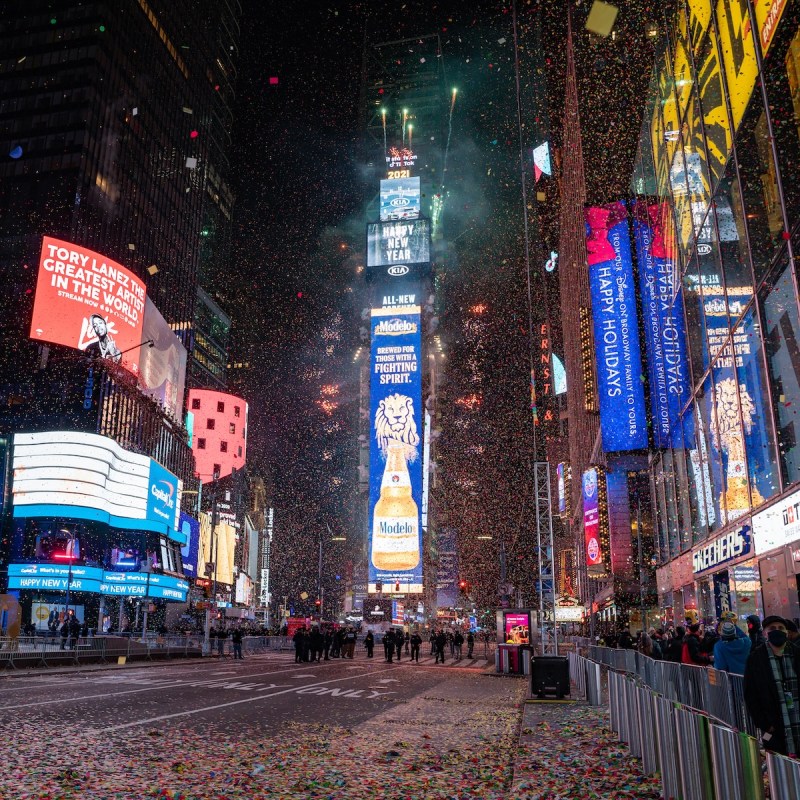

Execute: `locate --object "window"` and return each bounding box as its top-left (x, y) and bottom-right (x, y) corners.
top-left (234, 406), bottom-right (240, 417)
top-left (229, 423), bottom-right (235, 434)
top-left (238, 446), bottom-right (242, 457)
top-left (217, 401), bottom-right (225, 413)
top-left (760, 253), bottom-right (800, 487)
top-left (213, 464), bottom-right (221, 477)
top-left (197, 438), bottom-right (206, 450)
top-left (191, 398), bottom-right (201, 410)
top-left (206, 418), bottom-right (215, 430)
top-left (220, 441), bottom-right (228, 453)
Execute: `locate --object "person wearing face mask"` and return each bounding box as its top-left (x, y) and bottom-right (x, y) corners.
top-left (743, 615), bottom-right (800, 757)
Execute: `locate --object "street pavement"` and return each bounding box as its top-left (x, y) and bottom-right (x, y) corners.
top-left (0, 652), bottom-right (656, 799)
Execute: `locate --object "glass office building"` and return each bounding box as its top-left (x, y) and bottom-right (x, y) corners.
top-left (632, 0), bottom-right (800, 625)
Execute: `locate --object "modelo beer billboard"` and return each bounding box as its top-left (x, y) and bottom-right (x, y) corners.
top-left (29, 237), bottom-right (146, 374)
top-left (368, 304), bottom-right (424, 594)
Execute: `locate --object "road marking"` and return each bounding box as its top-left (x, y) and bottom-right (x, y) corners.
top-left (290, 673), bottom-right (316, 679)
top-left (0, 681), bottom-right (188, 711)
top-left (376, 678), bottom-right (399, 683)
top-left (98, 665), bottom-right (404, 731)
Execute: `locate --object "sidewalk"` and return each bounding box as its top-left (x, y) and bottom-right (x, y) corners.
top-left (510, 700), bottom-right (662, 799)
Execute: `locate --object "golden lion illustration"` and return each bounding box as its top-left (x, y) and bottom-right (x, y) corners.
top-left (375, 393), bottom-right (420, 458)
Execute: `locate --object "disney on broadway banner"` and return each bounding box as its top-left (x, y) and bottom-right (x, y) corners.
top-left (585, 202), bottom-right (648, 452)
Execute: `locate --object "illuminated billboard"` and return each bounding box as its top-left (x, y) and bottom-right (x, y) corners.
top-left (140, 298), bottom-right (187, 420)
top-left (12, 431), bottom-right (182, 539)
top-left (366, 219), bottom-right (431, 268)
top-left (29, 237), bottom-right (146, 374)
top-left (7, 563), bottom-right (188, 601)
top-left (585, 202), bottom-right (648, 451)
top-left (368, 304), bottom-right (423, 594)
top-left (583, 468), bottom-right (603, 569)
top-left (632, 201), bottom-right (693, 449)
top-left (179, 512), bottom-right (201, 578)
top-left (380, 177), bottom-right (421, 221)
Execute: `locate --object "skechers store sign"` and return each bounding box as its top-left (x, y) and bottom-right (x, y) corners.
top-left (692, 525), bottom-right (751, 575)
top-left (7, 564), bottom-right (188, 601)
top-left (12, 431), bottom-right (183, 542)
top-left (585, 202), bottom-right (648, 451)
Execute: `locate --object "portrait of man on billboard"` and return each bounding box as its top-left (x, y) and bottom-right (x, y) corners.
top-left (83, 314), bottom-right (122, 363)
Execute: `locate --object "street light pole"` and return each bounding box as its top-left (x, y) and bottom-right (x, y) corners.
top-left (318, 531), bottom-right (323, 620)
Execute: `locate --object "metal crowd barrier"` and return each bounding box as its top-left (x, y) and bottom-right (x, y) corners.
top-left (0, 634), bottom-right (203, 669)
top-left (567, 650), bottom-right (602, 706)
top-left (597, 646), bottom-right (800, 800)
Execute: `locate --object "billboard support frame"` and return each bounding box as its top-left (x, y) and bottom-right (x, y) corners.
top-left (534, 461), bottom-right (558, 655)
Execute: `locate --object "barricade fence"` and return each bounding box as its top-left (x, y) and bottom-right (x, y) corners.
top-left (585, 645), bottom-right (800, 800)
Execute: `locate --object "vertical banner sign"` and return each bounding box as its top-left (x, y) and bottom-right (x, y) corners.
top-left (583, 468), bottom-right (603, 567)
top-left (369, 305), bottom-right (424, 594)
top-left (557, 463), bottom-right (566, 514)
top-left (633, 201), bottom-right (694, 449)
top-left (585, 202), bottom-right (648, 451)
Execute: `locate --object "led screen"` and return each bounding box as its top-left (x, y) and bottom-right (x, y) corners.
top-left (368, 305), bottom-right (423, 594)
top-left (366, 219), bottom-right (430, 268)
top-left (29, 237), bottom-right (146, 374)
top-left (140, 298), bottom-right (187, 420)
top-left (583, 468), bottom-right (603, 568)
top-left (12, 431), bottom-right (182, 539)
top-left (380, 177), bottom-right (421, 221)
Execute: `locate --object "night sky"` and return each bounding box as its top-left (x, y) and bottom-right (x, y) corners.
top-left (215, 0), bottom-right (653, 609)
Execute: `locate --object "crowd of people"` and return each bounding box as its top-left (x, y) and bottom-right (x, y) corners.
top-left (599, 613), bottom-right (800, 757)
top-left (290, 625), bottom-right (477, 664)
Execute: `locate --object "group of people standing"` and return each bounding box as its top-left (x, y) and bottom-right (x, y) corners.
top-left (209, 624), bottom-right (246, 659)
top-left (291, 626), bottom-right (477, 665)
top-left (601, 613), bottom-right (800, 757)
top-left (292, 625), bottom-right (357, 662)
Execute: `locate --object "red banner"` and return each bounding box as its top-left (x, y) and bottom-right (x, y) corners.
top-left (29, 237), bottom-right (146, 373)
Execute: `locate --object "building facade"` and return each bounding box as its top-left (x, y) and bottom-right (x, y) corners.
top-left (635, 0), bottom-right (800, 626)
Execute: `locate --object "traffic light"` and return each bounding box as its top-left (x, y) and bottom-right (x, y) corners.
top-left (315, 599), bottom-right (321, 609)
top-left (459, 580), bottom-right (468, 592)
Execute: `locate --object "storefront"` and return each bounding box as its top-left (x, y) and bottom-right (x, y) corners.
top-left (6, 431), bottom-right (190, 629)
top-left (752, 488), bottom-right (800, 624)
top-left (691, 521), bottom-right (761, 627)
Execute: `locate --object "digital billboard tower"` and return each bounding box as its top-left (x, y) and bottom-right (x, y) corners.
top-left (361, 32), bottom-right (446, 606)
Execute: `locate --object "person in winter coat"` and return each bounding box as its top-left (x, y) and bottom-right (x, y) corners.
top-left (664, 626), bottom-right (685, 662)
top-left (394, 629), bottom-right (403, 662)
top-left (434, 630), bottom-right (447, 663)
top-left (682, 623), bottom-right (713, 666)
top-left (410, 632), bottom-right (422, 662)
top-left (467, 631), bottom-right (475, 659)
top-left (713, 621), bottom-right (750, 674)
top-left (453, 630), bottom-right (464, 660)
top-left (364, 630), bottom-right (374, 658)
top-left (744, 616), bottom-right (800, 757)
top-left (383, 629), bottom-right (395, 662)
top-left (746, 614), bottom-right (766, 648)
top-left (323, 628), bottom-right (333, 660)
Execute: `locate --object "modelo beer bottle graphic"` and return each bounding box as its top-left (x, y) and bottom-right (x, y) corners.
top-left (371, 442), bottom-right (420, 570)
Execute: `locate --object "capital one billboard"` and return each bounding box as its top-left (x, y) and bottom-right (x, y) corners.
top-left (583, 468), bottom-right (603, 569)
top-left (12, 431), bottom-right (182, 539)
top-left (29, 237), bottom-right (146, 373)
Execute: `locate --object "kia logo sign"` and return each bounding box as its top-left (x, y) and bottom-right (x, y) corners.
top-left (697, 243), bottom-right (712, 255)
top-left (390, 198), bottom-right (411, 207)
top-left (387, 265), bottom-right (410, 277)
